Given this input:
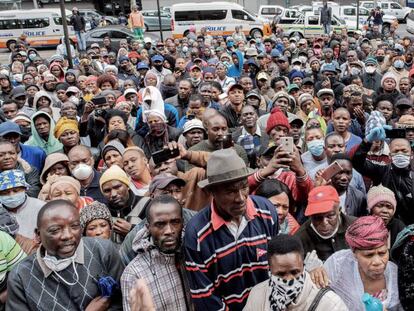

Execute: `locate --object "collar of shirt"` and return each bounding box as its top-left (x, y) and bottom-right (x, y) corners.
top-left (37, 239), bottom-right (85, 278)
top-left (210, 196), bottom-right (257, 231)
top-left (241, 124), bottom-right (261, 137)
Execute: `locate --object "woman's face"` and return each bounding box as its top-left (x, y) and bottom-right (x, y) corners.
top-left (85, 219), bottom-right (111, 239)
top-left (101, 81), bottom-right (113, 90)
top-left (37, 97), bottom-right (51, 109)
top-left (354, 244), bottom-right (389, 281)
top-left (371, 201), bottom-right (395, 225)
top-left (108, 116), bottom-right (126, 132)
top-left (51, 65), bottom-right (61, 77)
top-left (268, 193), bottom-right (290, 224)
top-left (146, 74), bottom-right (157, 87)
top-left (59, 129), bottom-right (79, 148)
top-left (50, 183), bottom-right (79, 205)
top-left (104, 150), bottom-right (123, 168)
top-left (48, 162), bottom-right (69, 178)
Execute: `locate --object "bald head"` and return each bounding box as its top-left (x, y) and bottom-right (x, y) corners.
top-left (68, 145), bottom-right (92, 159)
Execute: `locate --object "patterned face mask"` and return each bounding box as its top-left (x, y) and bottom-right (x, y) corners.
top-left (269, 272), bottom-right (305, 311)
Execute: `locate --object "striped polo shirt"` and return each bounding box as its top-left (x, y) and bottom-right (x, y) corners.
top-left (183, 195), bottom-right (278, 311)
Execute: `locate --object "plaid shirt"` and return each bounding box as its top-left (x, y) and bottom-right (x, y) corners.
top-left (121, 227), bottom-right (187, 311)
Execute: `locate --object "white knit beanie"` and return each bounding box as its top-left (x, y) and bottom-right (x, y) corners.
top-left (381, 72), bottom-right (397, 87)
top-left (367, 184), bottom-right (397, 212)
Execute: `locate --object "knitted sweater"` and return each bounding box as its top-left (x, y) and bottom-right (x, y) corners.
top-left (7, 238), bottom-right (124, 311)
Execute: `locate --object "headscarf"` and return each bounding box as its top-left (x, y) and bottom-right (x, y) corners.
top-left (25, 111), bottom-right (63, 155)
top-left (54, 117), bottom-right (79, 139)
top-left (49, 175), bottom-right (81, 195)
top-left (345, 216), bottom-right (388, 250)
top-left (79, 201), bottom-right (112, 232)
top-left (141, 86), bottom-right (166, 123)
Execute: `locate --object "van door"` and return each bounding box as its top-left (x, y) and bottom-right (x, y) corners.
top-left (390, 2), bottom-right (403, 19)
top-left (231, 9), bottom-right (259, 35)
top-left (305, 15), bottom-right (322, 37)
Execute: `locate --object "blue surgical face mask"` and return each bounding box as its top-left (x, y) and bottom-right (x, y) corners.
top-left (227, 41), bottom-right (234, 48)
top-left (307, 139), bottom-right (325, 157)
top-left (394, 59), bottom-right (404, 69)
top-left (392, 154), bottom-right (411, 168)
top-left (0, 192), bottom-right (26, 209)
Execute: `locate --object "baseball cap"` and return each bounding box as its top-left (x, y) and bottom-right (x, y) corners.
top-left (151, 54), bottom-right (164, 63)
top-left (291, 58), bottom-right (301, 65)
top-left (317, 88), bottom-right (334, 98)
top-left (144, 37), bottom-right (152, 44)
top-left (227, 83), bottom-right (244, 93)
top-left (305, 186), bottom-right (340, 216)
top-left (246, 90), bottom-right (261, 100)
top-left (183, 118), bottom-right (206, 134)
top-left (66, 86), bottom-right (80, 95)
top-left (190, 64), bottom-right (201, 71)
top-left (302, 77), bottom-right (314, 85)
top-left (287, 84), bottom-right (300, 93)
top-left (257, 72), bottom-right (269, 81)
top-left (91, 43), bottom-right (100, 48)
top-left (0, 121), bottom-right (22, 136)
top-left (137, 62), bottom-right (150, 70)
top-left (395, 97), bottom-right (412, 108)
top-left (245, 47), bottom-right (258, 57)
top-left (271, 49), bottom-right (281, 58)
top-left (278, 56), bottom-right (289, 63)
top-left (288, 115), bottom-right (304, 127)
top-left (123, 88), bottom-right (137, 97)
top-left (11, 86), bottom-right (26, 99)
top-left (149, 174), bottom-right (186, 195)
top-left (259, 145), bottom-right (276, 157)
top-left (321, 63), bottom-right (337, 73)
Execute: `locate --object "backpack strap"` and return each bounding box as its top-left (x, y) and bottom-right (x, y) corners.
top-left (126, 197), bottom-right (150, 225)
top-left (308, 286), bottom-right (332, 311)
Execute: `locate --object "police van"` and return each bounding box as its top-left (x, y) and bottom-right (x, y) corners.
top-left (171, 2), bottom-right (272, 39)
top-left (0, 9), bottom-right (76, 50)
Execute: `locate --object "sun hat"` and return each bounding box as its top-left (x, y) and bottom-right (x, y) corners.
top-left (198, 149), bottom-right (254, 188)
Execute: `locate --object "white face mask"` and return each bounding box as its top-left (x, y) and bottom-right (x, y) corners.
top-left (72, 163), bottom-right (93, 180)
top-left (69, 95), bottom-right (79, 106)
top-left (392, 154), bottom-right (411, 169)
top-left (365, 66), bottom-right (376, 74)
top-left (293, 65), bottom-right (301, 71)
top-left (13, 73), bottom-right (22, 82)
top-left (43, 251), bottom-right (75, 272)
top-left (269, 272), bottom-right (305, 310)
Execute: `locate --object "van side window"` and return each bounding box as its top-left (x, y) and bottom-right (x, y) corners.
top-left (21, 18), bottom-right (50, 29)
top-left (175, 10), bottom-right (227, 21)
top-left (231, 10), bottom-right (254, 21)
top-left (308, 16), bottom-right (319, 25)
top-left (344, 8), bottom-right (355, 15)
top-left (391, 3), bottom-right (401, 9)
top-left (0, 19), bottom-right (19, 30)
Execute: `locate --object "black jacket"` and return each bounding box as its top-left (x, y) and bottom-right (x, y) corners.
top-left (361, 72), bottom-right (383, 93)
top-left (343, 184), bottom-right (367, 217)
top-left (295, 213), bottom-right (356, 261)
top-left (353, 140), bottom-right (414, 224)
top-left (69, 14), bottom-right (86, 32)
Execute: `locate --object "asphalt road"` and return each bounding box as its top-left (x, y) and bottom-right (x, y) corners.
top-left (0, 25), bottom-right (410, 64)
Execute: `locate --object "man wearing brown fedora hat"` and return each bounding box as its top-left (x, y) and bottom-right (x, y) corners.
top-left (183, 148), bottom-right (278, 311)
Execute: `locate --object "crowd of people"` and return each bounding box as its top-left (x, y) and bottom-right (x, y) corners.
top-left (1, 4), bottom-right (414, 310)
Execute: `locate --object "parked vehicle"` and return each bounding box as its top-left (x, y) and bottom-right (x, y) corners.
top-left (277, 12), bottom-right (356, 38)
top-left (141, 10), bottom-right (172, 31)
top-left (171, 2), bottom-right (272, 39)
top-left (360, 1), bottom-right (411, 22)
top-left (0, 9), bottom-right (76, 50)
top-left (259, 6), bottom-right (302, 24)
top-left (407, 10), bottom-right (414, 33)
top-left (258, 5), bottom-right (284, 20)
top-left (78, 9), bottom-right (118, 25)
top-left (84, 25), bottom-right (158, 49)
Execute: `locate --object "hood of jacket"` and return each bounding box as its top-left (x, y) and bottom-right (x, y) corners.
top-left (25, 110), bottom-right (63, 154)
top-left (33, 90), bottom-right (53, 109)
top-left (227, 50), bottom-right (244, 78)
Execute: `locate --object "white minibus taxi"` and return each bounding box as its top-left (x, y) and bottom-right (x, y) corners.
top-left (0, 9), bottom-right (76, 50)
top-left (171, 2), bottom-right (272, 39)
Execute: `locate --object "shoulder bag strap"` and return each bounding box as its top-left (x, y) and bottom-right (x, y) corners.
top-left (308, 286), bottom-right (332, 311)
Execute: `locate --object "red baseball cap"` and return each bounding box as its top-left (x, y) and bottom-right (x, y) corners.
top-left (305, 186), bottom-right (340, 216)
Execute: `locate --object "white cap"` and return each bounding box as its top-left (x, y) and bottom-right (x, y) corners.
top-left (144, 37), bottom-right (152, 44)
top-left (123, 88), bottom-right (137, 97)
top-left (183, 118), bottom-right (205, 134)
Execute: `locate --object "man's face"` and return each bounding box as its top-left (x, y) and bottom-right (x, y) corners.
top-left (239, 78), bottom-right (253, 93)
top-left (210, 178), bottom-right (249, 221)
top-left (310, 205), bottom-right (340, 237)
top-left (101, 180), bottom-right (130, 209)
top-left (68, 149), bottom-right (93, 172)
top-left (56, 89), bottom-right (68, 102)
top-left (383, 78), bottom-right (396, 92)
top-left (187, 100), bottom-right (205, 119)
top-left (61, 102), bottom-right (78, 120)
top-left (152, 158), bottom-right (178, 176)
top-left (185, 128), bottom-right (205, 147)
top-left (199, 85), bottom-right (211, 103)
top-left (0, 78), bottom-right (9, 89)
top-left (176, 58), bottom-right (186, 70)
top-left (0, 143), bottom-right (17, 170)
top-left (277, 59), bottom-right (288, 70)
top-left (240, 105), bottom-right (257, 128)
top-left (340, 41), bottom-right (349, 53)
top-left (147, 202), bottom-right (183, 253)
top-left (37, 205), bottom-right (82, 259)
top-left (331, 159), bottom-right (353, 193)
top-left (2, 103), bottom-right (18, 119)
top-left (270, 252), bottom-right (304, 281)
top-left (34, 116), bottom-right (50, 139)
top-left (269, 126), bottom-right (289, 146)
top-left (319, 94), bottom-right (334, 111)
top-left (400, 79), bottom-right (410, 93)
top-left (390, 139), bottom-right (412, 157)
top-left (347, 51), bottom-right (357, 62)
top-left (274, 97), bottom-right (289, 113)
top-left (376, 100), bottom-right (393, 121)
top-left (190, 68), bottom-right (202, 79)
top-left (289, 123), bottom-right (302, 141)
top-left (301, 84), bottom-right (314, 95)
top-left (325, 136), bottom-right (346, 159)
top-left (3, 132), bottom-right (20, 151)
top-left (123, 151), bottom-right (147, 180)
top-left (346, 97), bottom-right (363, 116)
top-left (207, 116), bottom-right (228, 148)
top-left (178, 81), bottom-right (192, 99)
top-left (332, 110), bottom-right (351, 134)
top-left (274, 81), bottom-right (286, 93)
top-left (228, 88), bottom-right (244, 106)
